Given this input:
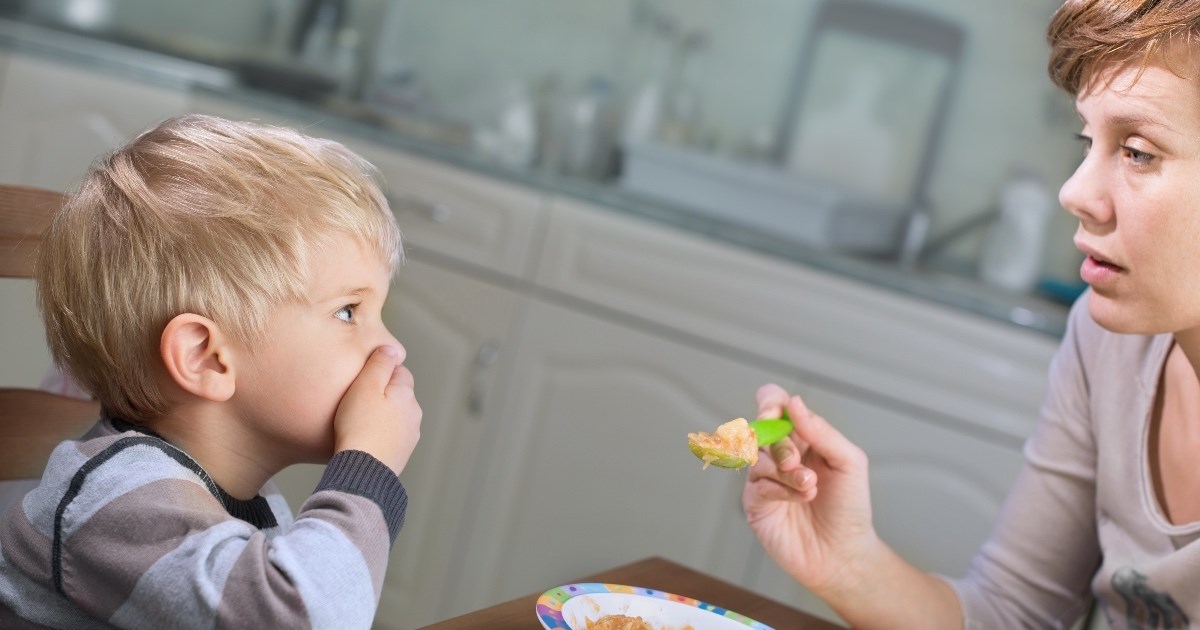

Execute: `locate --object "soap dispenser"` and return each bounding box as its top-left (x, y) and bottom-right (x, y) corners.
top-left (978, 169), bottom-right (1055, 293)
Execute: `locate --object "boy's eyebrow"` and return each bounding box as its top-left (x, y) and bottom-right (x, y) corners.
top-left (314, 286), bottom-right (375, 303)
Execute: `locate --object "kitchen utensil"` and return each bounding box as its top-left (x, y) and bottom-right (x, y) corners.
top-left (687, 411), bottom-right (794, 470)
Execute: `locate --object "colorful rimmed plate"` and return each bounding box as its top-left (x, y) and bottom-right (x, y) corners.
top-left (536, 582), bottom-right (774, 630)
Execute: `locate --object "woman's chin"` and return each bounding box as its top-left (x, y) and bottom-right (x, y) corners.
top-left (1087, 293), bottom-right (1164, 335)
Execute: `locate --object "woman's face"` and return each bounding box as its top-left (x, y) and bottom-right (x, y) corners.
top-left (1059, 53), bottom-right (1200, 335)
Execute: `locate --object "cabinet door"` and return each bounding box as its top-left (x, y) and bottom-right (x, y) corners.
top-left (0, 53), bottom-right (190, 190)
top-left (273, 257), bottom-right (521, 629)
top-left (376, 257), bottom-right (523, 628)
top-left (450, 298), bottom-right (795, 615)
top-left (744, 381), bottom-right (1025, 624)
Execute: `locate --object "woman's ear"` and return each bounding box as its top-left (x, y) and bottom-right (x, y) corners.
top-left (160, 313), bottom-right (236, 402)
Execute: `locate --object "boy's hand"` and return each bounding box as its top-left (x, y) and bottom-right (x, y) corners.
top-left (333, 345), bottom-right (422, 476)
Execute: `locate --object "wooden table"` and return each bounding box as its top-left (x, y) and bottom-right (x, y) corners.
top-left (423, 556), bottom-right (843, 629)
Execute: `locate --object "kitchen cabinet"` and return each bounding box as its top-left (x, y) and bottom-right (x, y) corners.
top-left (450, 296), bottom-right (795, 614)
top-left (0, 52), bottom-right (190, 191)
top-left (372, 258), bottom-right (525, 629)
top-left (520, 195), bottom-right (1057, 625)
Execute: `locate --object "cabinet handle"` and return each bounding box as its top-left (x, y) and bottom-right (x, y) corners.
top-left (387, 193), bottom-right (452, 223)
top-left (468, 341), bottom-right (500, 417)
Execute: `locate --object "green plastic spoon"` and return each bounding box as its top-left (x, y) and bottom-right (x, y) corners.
top-left (688, 410), bottom-right (794, 470)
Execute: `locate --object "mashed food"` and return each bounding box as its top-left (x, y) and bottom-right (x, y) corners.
top-left (687, 417), bottom-right (758, 470)
top-left (585, 615), bottom-right (652, 630)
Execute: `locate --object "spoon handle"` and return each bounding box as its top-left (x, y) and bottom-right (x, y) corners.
top-left (751, 408), bottom-right (794, 447)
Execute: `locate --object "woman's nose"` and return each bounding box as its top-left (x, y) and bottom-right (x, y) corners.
top-left (1058, 153), bottom-right (1112, 228)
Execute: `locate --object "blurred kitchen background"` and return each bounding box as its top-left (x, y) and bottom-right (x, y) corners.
top-left (0, 1), bottom-right (1102, 628)
top-left (0, 0), bottom-right (1083, 333)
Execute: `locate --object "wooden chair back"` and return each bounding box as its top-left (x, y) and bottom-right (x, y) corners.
top-left (0, 184), bottom-right (100, 481)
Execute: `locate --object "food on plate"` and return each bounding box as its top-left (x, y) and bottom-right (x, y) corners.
top-left (585, 615), bottom-right (653, 630)
top-left (687, 417), bottom-right (758, 470)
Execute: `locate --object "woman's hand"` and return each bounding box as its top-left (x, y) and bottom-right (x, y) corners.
top-left (742, 384), bottom-right (877, 596)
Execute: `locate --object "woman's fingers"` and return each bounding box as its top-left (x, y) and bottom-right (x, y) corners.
top-left (750, 441), bottom-right (817, 495)
top-left (747, 469), bottom-right (818, 503)
top-left (756, 383), bottom-right (791, 420)
top-left (787, 395), bottom-right (866, 474)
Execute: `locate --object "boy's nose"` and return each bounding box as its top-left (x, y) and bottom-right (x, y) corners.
top-left (379, 328), bottom-right (405, 364)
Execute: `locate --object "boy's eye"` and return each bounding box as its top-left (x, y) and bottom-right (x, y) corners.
top-left (334, 304), bottom-right (357, 323)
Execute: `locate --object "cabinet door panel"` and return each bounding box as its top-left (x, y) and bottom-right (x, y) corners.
top-left (452, 299), bottom-right (793, 614)
top-left (374, 256), bottom-right (521, 628)
top-left (745, 382), bottom-right (1025, 624)
top-left (0, 54), bottom-right (189, 190)
top-left (355, 144), bottom-right (549, 280)
top-left (538, 196), bottom-right (1059, 443)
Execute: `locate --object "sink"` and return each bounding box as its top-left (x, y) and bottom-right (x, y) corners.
top-left (620, 141), bottom-right (913, 255)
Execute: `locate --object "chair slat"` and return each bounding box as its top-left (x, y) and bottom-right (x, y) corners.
top-left (0, 185), bottom-right (65, 278)
top-left (0, 389), bottom-right (100, 481)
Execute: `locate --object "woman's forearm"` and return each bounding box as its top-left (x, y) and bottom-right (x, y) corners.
top-left (817, 535), bottom-right (964, 630)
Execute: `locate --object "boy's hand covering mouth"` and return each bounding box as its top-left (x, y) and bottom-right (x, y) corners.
top-left (333, 346), bottom-right (423, 475)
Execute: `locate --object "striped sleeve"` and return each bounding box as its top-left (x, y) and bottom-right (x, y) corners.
top-left (2, 438), bottom-right (405, 629)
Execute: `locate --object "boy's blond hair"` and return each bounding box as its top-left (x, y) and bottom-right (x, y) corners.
top-left (36, 114), bottom-right (402, 423)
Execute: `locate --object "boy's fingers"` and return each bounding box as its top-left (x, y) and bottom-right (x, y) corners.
top-left (386, 364), bottom-right (415, 397)
top-left (353, 346), bottom-right (402, 392)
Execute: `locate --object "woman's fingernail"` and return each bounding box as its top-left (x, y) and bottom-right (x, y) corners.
top-left (380, 346), bottom-right (399, 358)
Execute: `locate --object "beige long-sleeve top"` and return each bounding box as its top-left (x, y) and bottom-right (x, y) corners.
top-left (950, 291), bottom-right (1197, 629)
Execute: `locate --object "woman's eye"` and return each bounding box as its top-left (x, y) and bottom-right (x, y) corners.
top-left (334, 304), bottom-right (357, 323)
top-left (1122, 146), bottom-right (1154, 166)
top-left (1074, 133), bottom-right (1091, 155)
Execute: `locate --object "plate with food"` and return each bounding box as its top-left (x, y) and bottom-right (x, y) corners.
top-left (536, 582), bottom-right (774, 630)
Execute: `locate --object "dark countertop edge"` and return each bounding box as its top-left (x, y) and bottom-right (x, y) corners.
top-left (0, 18), bottom-right (1069, 339)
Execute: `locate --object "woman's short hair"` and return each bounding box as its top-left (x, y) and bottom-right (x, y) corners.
top-left (1049, 0), bottom-right (1200, 95)
top-left (36, 114), bottom-right (402, 422)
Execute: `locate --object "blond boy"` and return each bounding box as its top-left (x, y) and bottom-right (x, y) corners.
top-left (0, 114), bottom-right (421, 628)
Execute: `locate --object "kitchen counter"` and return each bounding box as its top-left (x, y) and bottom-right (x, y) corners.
top-left (0, 16), bottom-right (1071, 338)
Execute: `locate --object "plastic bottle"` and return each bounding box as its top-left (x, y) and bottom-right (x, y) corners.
top-left (559, 77), bottom-right (619, 179)
top-left (978, 171), bottom-right (1055, 293)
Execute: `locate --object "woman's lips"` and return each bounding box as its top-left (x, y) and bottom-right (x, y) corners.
top-left (1080, 255), bottom-right (1124, 286)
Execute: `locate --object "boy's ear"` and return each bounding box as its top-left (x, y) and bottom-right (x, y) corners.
top-left (160, 313), bottom-right (236, 402)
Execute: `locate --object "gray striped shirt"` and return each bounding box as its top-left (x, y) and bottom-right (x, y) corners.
top-left (0, 417), bottom-right (407, 629)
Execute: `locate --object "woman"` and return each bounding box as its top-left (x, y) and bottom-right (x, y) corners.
top-left (745, 1), bottom-right (1200, 627)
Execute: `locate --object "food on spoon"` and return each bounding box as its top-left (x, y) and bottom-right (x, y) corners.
top-left (585, 615), bottom-right (653, 630)
top-left (687, 417), bottom-right (758, 470)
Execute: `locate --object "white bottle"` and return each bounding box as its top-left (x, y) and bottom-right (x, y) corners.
top-left (979, 171), bottom-right (1055, 293)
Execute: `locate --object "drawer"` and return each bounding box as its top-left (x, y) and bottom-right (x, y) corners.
top-left (352, 144), bottom-right (548, 279)
top-left (536, 196), bottom-right (1060, 442)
